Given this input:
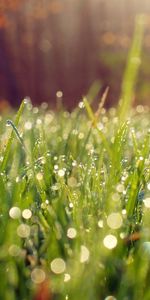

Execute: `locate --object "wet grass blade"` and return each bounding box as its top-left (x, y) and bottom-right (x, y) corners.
top-left (0, 99), bottom-right (26, 172)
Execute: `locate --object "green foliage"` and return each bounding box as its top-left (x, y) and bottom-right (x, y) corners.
top-left (0, 98), bottom-right (149, 300)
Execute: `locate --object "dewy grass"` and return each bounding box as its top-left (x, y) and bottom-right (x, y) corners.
top-left (0, 14), bottom-right (150, 300)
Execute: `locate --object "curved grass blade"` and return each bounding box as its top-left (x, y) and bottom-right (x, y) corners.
top-left (0, 99), bottom-right (26, 172)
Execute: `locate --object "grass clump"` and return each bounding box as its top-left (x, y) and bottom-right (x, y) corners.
top-left (0, 100), bottom-right (149, 300)
top-left (0, 14), bottom-right (150, 300)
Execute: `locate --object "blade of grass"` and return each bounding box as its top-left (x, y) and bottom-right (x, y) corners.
top-left (83, 96), bottom-right (113, 159)
top-left (118, 14), bottom-right (146, 121)
top-left (86, 80), bottom-right (101, 104)
top-left (0, 99), bottom-right (26, 172)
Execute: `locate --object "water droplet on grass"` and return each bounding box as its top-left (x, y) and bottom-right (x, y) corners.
top-left (112, 193), bottom-right (120, 202)
top-left (98, 220), bottom-right (104, 228)
top-left (9, 207), bottom-right (21, 219)
top-left (78, 101), bottom-right (84, 109)
top-left (64, 273), bottom-right (71, 282)
top-left (116, 184), bottom-right (124, 193)
top-left (24, 121), bottom-right (32, 130)
top-left (41, 102), bottom-right (48, 110)
top-left (136, 105), bottom-right (144, 113)
top-left (67, 177), bottom-right (77, 187)
top-left (51, 184), bottom-right (60, 191)
top-left (33, 107), bottom-right (39, 114)
top-left (22, 209), bottom-right (32, 220)
top-left (50, 258), bottom-right (66, 274)
top-left (9, 245), bottom-right (21, 256)
top-left (15, 176), bottom-right (20, 183)
top-left (104, 296), bottom-right (117, 300)
top-left (72, 161), bottom-right (77, 167)
top-left (122, 209), bottom-right (127, 215)
top-left (45, 113), bottom-right (54, 125)
top-left (78, 132), bottom-right (84, 139)
top-left (147, 183), bottom-right (150, 191)
top-left (58, 169), bottom-right (65, 177)
top-left (67, 228), bottom-right (77, 239)
top-left (36, 118), bottom-right (42, 125)
top-left (31, 268), bottom-right (46, 284)
top-left (17, 224), bottom-right (30, 238)
top-left (36, 173), bottom-right (43, 181)
top-left (80, 246), bottom-right (90, 263)
top-left (107, 213), bottom-right (122, 229)
top-left (143, 198), bottom-right (150, 208)
top-left (103, 235), bottom-right (117, 249)
top-left (56, 90), bottom-right (63, 98)
top-left (54, 165), bottom-right (59, 170)
top-left (120, 232), bottom-right (127, 239)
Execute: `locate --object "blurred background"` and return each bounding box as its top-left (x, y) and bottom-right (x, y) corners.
top-left (0, 0), bottom-right (150, 110)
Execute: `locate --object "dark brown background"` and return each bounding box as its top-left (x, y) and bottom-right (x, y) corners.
top-left (0, 0), bottom-right (150, 109)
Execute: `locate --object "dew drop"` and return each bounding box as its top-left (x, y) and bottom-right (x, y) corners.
top-left (9, 245), bottom-right (21, 257)
top-left (80, 245), bottom-right (90, 263)
top-left (72, 161), bottom-right (77, 167)
top-left (78, 101), bottom-right (84, 109)
top-left (31, 268), bottom-right (46, 284)
top-left (64, 273), bottom-right (71, 282)
top-left (36, 118), bottom-right (42, 125)
top-left (143, 198), bottom-right (150, 208)
top-left (45, 113), bottom-right (54, 125)
top-left (103, 235), bottom-right (117, 249)
top-left (107, 213), bottom-right (122, 229)
top-left (56, 91), bottom-right (63, 98)
top-left (112, 193), bottom-right (120, 202)
top-left (22, 209), bottom-right (32, 220)
top-left (104, 296), bottom-right (117, 300)
top-left (9, 207), bottom-right (21, 219)
top-left (147, 183), bottom-right (150, 191)
top-left (122, 209), bottom-right (127, 215)
top-left (54, 165), bottom-right (59, 170)
top-left (142, 242), bottom-right (150, 255)
top-left (67, 228), bottom-right (77, 239)
top-left (58, 169), bottom-right (65, 177)
top-left (98, 220), bottom-right (104, 228)
top-left (24, 121), bottom-right (32, 130)
top-left (120, 232), bottom-right (127, 239)
top-left (17, 224), bottom-right (30, 238)
top-left (50, 258), bottom-right (66, 274)
top-left (78, 132), bottom-right (84, 139)
top-left (116, 184), bottom-right (124, 193)
top-left (36, 172), bottom-right (43, 181)
top-left (51, 184), bottom-right (60, 191)
top-left (67, 177), bottom-right (77, 187)
top-left (16, 176), bottom-right (20, 183)
top-left (136, 105), bottom-right (144, 113)
top-left (33, 107), bottom-right (39, 114)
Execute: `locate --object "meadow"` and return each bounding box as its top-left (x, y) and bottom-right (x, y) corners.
top-left (0, 15), bottom-right (150, 300)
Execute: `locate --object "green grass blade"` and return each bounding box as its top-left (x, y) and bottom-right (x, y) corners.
top-left (118, 14), bottom-right (146, 121)
top-left (0, 99), bottom-right (26, 172)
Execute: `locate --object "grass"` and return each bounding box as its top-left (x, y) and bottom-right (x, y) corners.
top-left (0, 15), bottom-right (150, 300)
